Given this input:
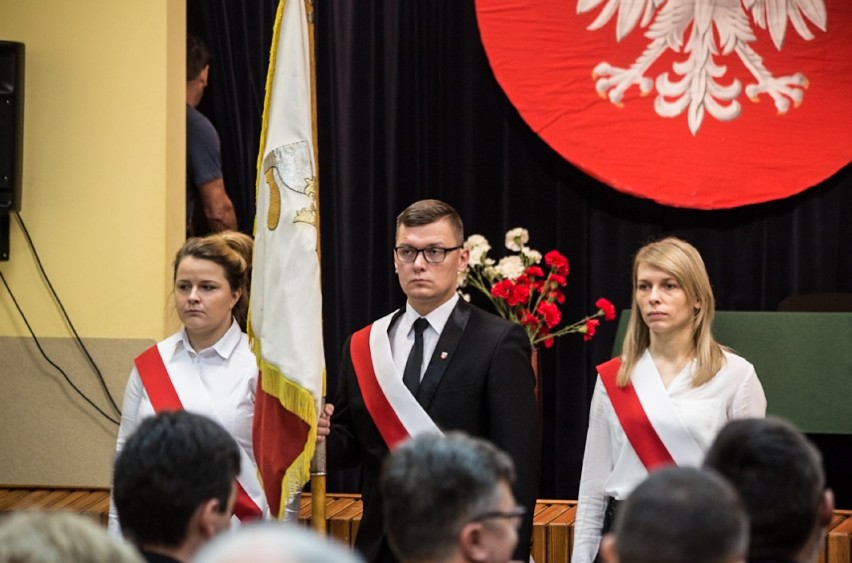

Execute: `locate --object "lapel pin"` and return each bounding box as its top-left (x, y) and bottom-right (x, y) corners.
top-left (440, 352), bottom-right (448, 360)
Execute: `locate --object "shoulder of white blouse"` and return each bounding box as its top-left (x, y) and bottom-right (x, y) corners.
top-left (718, 350), bottom-right (758, 377)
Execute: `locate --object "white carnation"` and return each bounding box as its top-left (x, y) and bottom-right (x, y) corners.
top-left (495, 255), bottom-right (525, 280)
top-left (505, 228), bottom-right (529, 251)
top-left (465, 234), bottom-right (492, 267)
top-left (522, 247), bottom-right (542, 264)
top-left (457, 270), bottom-right (469, 287)
top-left (465, 234), bottom-right (489, 247)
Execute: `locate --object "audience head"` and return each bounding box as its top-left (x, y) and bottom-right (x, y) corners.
top-left (193, 522), bottom-right (364, 563)
top-left (112, 411), bottom-right (240, 557)
top-left (704, 417), bottom-right (833, 563)
top-left (381, 432), bottom-right (520, 563)
top-left (621, 236), bottom-right (722, 386)
top-left (0, 511), bottom-right (143, 563)
top-left (600, 466), bottom-right (748, 563)
top-left (173, 231), bottom-right (253, 334)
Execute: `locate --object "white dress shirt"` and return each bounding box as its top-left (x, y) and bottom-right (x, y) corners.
top-left (571, 348), bottom-right (767, 563)
top-left (108, 319), bottom-right (261, 535)
top-left (388, 293), bottom-right (459, 383)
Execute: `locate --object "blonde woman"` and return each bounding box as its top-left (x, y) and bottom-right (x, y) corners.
top-left (572, 237), bottom-right (766, 563)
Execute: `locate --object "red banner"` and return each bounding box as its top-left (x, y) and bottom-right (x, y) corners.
top-left (476, 0), bottom-right (852, 209)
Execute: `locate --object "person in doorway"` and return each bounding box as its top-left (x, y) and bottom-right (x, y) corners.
top-left (186, 34), bottom-right (237, 235)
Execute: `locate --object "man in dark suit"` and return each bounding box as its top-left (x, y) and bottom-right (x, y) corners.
top-left (318, 199), bottom-right (539, 563)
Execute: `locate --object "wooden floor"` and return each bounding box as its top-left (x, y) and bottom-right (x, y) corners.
top-left (2, 486), bottom-right (851, 563)
top-left (0, 486), bottom-right (110, 527)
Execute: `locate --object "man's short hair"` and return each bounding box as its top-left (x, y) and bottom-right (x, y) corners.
top-left (0, 511), bottom-right (143, 563)
top-left (395, 199), bottom-right (464, 244)
top-left (704, 416), bottom-right (826, 560)
top-left (612, 467), bottom-right (748, 563)
top-left (193, 522), bottom-right (364, 563)
top-left (380, 432), bottom-right (516, 562)
top-left (187, 34), bottom-right (211, 81)
top-left (112, 411), bottom-right (240, 548)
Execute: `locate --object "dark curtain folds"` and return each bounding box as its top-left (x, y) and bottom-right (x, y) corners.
top-left (198, 0), bottom-right (852, 502)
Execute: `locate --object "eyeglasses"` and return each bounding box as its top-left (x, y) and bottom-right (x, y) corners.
top-left (468, 505), bottom-right (527, 528)
top-left (394, 245), bottom-right (462, 264)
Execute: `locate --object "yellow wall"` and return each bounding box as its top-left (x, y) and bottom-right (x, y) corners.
top-left (0, 0), bottom-right (185, 486)
top-left (0, 0), bottom-right (185, 340)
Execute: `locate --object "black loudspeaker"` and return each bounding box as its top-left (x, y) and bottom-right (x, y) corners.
top-left (0, 41), bottom-right (24, 213)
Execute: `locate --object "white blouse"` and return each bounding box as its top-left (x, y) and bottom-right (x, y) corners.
top-left (571, 349), bottom-right (767, 563)
top-left (108, 320), bottom-right (260, 535)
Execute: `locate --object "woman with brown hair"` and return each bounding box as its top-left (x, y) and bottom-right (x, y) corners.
top-left (109, 231), bottom-right (267, 535)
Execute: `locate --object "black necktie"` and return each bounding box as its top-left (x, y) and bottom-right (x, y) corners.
top-left (403, 317), bottom-right (429, 396)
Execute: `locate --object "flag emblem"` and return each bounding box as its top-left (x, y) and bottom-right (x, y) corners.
top-left (263, 141), bottom-right (317, 229)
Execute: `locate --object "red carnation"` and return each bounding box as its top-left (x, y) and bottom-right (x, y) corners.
top-left (524, 266), bottom-right (544, 278)
top-left (596, 298), bottom-right (616, 321)
top-left (491, 279), bottom-right (514, 300)
top-left (537, 301), bottom-right (561, 328)
top-left (508, 283), bottom-right (530, 306)
top-left (583, 318), bottom-right (600, 341)
top-left (519, 310), bottom-right (540, 328)
top-left (544, 251), bottom-right (569, 276)
top-left (549, 273), bottom-right (567, 287)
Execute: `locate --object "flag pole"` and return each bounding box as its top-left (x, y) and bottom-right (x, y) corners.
top-left (306, 0), bottom-right (328, 535)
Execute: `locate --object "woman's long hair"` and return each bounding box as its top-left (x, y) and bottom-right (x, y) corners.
top-left (617, 237), bottom-right (724, 387)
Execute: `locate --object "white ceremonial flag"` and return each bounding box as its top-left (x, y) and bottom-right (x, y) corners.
top-left (248, 0), bottom-right (324, 520)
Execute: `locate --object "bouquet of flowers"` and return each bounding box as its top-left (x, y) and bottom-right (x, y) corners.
top-left (459, 228), bottom-right (616, 348)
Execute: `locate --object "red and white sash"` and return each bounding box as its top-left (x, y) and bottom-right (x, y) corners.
top-left (350, 311), bottom-right (442, 449)
top-left (134, 345), bottom-right (266, 522)
top-left (598, 350), bottom-right (703, 471)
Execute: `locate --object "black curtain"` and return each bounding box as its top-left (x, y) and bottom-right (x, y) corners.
top-left (197, 0), bottom-right (852, 502)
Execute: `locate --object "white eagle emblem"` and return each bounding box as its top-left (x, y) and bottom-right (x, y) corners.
top-left (579, 0), bottom-right (828, 134)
